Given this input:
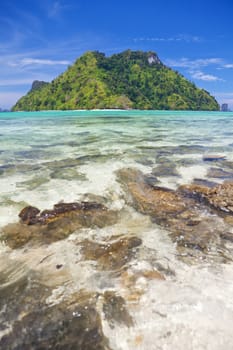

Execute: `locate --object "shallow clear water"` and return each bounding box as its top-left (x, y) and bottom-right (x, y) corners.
top-left (1, 110), bottom-right (233, 224)
top-left (1, 110), bottom-right (233, 349)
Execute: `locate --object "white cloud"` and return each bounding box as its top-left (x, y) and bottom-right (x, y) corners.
top-left (190, 70), bottom-right (222, 81)
top-left (167, 57), bottom-right (233, 73)
top-left (166, 57), bottom-right (223, 69)
top-left (166, 57), bottom-right (224, 82)
top-left (223, 64), bottom-right (233, 68)
top-left (8, 58), bottom-right (70, 67)
top-left (47, 1), bottom-right (74, 19)
top-left (133, 35), bottom-right (202, 43)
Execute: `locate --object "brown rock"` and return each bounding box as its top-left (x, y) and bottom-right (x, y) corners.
top-left (102, 291), bottom-right (133, 327)
top-left (176, 181), bottom-right (233, 218)
top-left (2, 201), bottom-right (118, 249)
top-left (117, 168), bottom-right (187, 223)
top-left (206, 181), bottom-right (233, 214)
top-left (224, 216), bottom-right (233, 225)
top-left (117, 168), bottom-right (233, 262)
top-left (120, 268), bottom-right (165, 304)
top-left (79, 236), bottom-right (142, 270)
top-left (178, 183), bottom-right (210, 202)
top-left (0, 279), bottom-right (111, 350)
top-left (181, 181), bottom-right (233, 215)
top-left (142, 270), bottom-right (165, 280)
top-left (19, 205), bottom-right (40, 224)
top-left (19, 201), bottom-right (109, 225)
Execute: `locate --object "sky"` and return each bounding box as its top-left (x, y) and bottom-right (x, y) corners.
top-left (1, 0), bottom-right (233, 110)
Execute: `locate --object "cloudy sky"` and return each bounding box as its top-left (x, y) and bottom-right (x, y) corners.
top-left (1, 0), bottom-right (233, 109)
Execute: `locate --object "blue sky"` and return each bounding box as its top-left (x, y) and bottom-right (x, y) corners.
top-left (1, 0), bottom-right (233, 109)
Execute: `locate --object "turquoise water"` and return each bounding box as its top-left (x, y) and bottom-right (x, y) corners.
top-left (1, 109), bottom-right (233, 227)
top-left (1, 110), bottom-right (233, 165)
top-left (1, 110), bottom-right (233, 349)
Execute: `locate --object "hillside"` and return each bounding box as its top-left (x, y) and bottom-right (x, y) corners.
top-left (12, 50), bottom-right (219, 111)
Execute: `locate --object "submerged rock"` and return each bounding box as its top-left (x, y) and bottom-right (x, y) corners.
top-left (192, 178), bottom-right (218, 188)
top-left (18, 201), bottom-right (111, 225)
top-left (50, 167), bottom-right (87, 181)
top-left (180, 181), bottom-right (233, 215)
top-left (152, 161), bottom-right (179, 177)
top-left (207, 167), bottom-right (233, 180)
top-left (18, 205), bottom-right (40, 224)
top-left (207, 182), bottom-right (233, 214)
top-left (203, 154), bottom-right (226, 161)
top-left (0, 262), bottom-right (137, 349)
top-left (0, 277), bottom-right (112, 350)
top-left (117, 168), bottom-right (188, 224)
top-left (117, 168), bottom-right (233, 262)
top-left (102, 291), bottom-right (133, 328)
top-left (2, 201), bottom-right (118, 249)
top-left (79, 235), bottom-right (142, 270)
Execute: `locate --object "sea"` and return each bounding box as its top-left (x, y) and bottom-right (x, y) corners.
top-left (0, 110), bottom-right (233, 349)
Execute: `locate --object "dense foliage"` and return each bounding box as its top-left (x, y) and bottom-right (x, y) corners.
top-left (12, 50), bottom-right (219, 111)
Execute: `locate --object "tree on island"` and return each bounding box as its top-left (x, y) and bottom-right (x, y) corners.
top-left (12, 50), bottom-right (219, 111)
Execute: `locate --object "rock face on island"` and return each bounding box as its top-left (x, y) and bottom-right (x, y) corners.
top-left (30, 80), bottom-right (49, 92)
top-left (12, 50), bottom-right (219, 111)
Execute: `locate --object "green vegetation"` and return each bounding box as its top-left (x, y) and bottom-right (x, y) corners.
top-left (12, 50), bottom-right (219, 111)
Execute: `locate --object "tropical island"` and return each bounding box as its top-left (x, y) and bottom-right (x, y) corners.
top-left (12, 50), bottom-right (219, 111)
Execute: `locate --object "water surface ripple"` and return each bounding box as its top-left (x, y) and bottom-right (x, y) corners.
top-left (0, 110), bottom-right (233, 350)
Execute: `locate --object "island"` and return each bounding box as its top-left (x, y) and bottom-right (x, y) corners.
top-left (12, 50), bottom-right (219, 111)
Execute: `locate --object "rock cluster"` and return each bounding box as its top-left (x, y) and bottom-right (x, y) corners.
top-left (19, 201), bottom-right (110, 225)
top-left (2, 167), bottom-right (233, 348)
top-left (0, 199), bottom-right (164, 349)
top-left (117, 168), bottom-right (233, 262)
top-left (0, 276), bottom-right (111, 350)
top-left (1, 201), bottom-right (118, 248)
